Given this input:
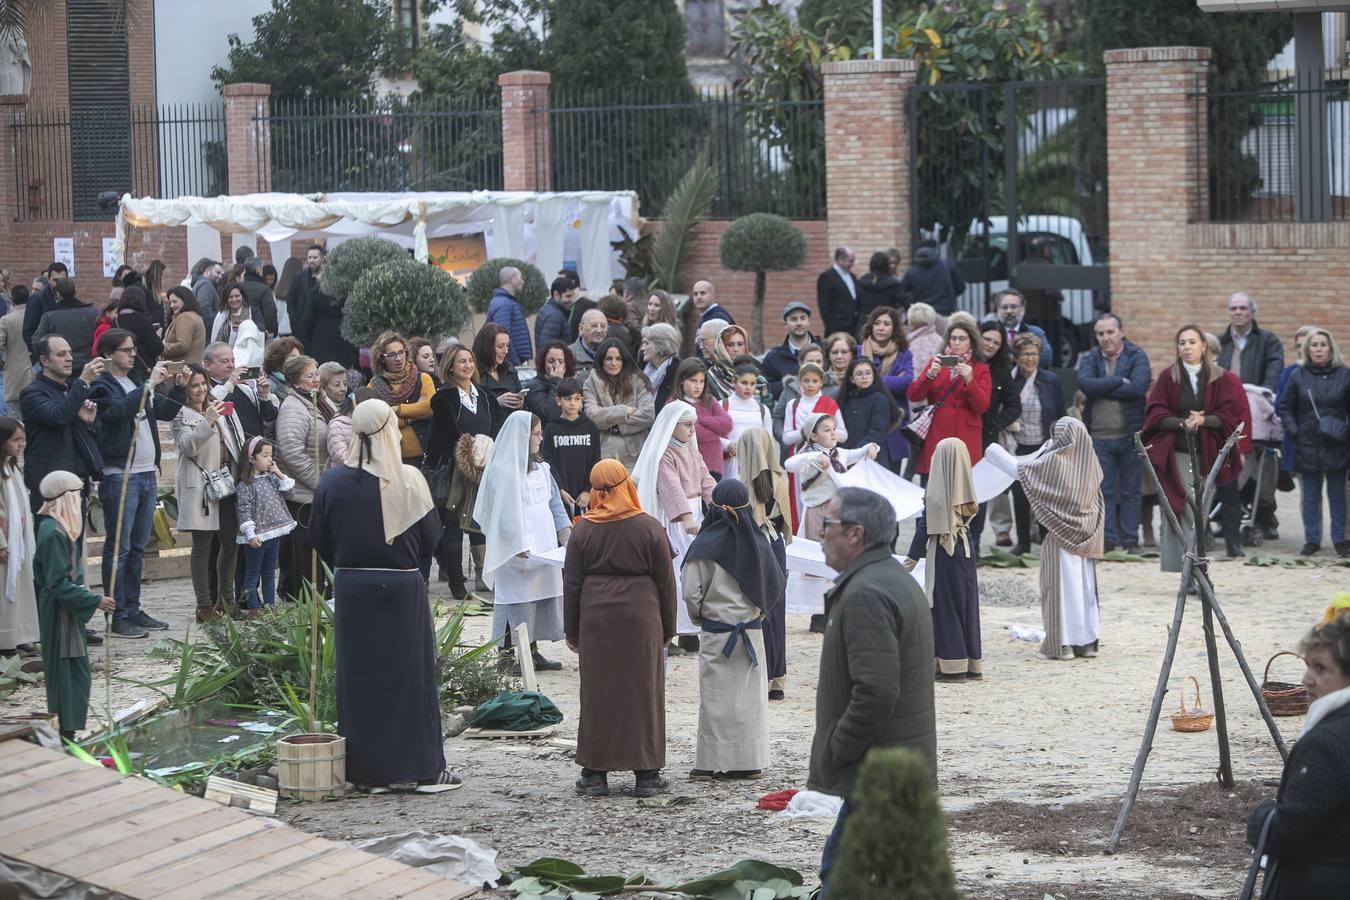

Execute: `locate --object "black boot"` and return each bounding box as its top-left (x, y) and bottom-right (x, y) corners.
top-left (531, 641), bottom-right (562, 671)
top-left (575, 769), bottom-right (609, 796)
top-left (809, 614), bottom-right (826, 634)
top-left (1225, 536), bottom-right (1245, 559)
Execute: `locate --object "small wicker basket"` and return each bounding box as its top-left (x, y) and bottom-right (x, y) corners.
top-left (1170, 675), bottom-right (1215, 733)
top-left (1261, 651), bottom-right (1310, 717)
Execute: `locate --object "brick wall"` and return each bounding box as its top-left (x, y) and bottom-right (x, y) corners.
top-left (1106, 47), bottom-right (1349, 375)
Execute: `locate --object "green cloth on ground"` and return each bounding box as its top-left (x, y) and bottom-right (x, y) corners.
top-left (469, 690), bottom-right (563, 731)
top-left (34, 515), bottom-right (102, 733)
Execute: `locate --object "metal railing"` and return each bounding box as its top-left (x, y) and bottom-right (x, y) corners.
top-left (542, 89), bottom-right (826, 219)
top-left (264, 96), bottom-right (503, 194)
top-left (13, 104), bottom-right (226, 221)
top-left (1198, 70), bottom-right (1350, 223)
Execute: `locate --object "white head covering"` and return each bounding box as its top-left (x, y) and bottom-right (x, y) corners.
top-left (473, 410), bottom-right (535, 579)
top-left (38, 471), bottom-right (84, 543)
top-left (632, 400), bottom-right (697, 517)
top-left (234, 320), bottom-right (265, 368)
top-left (345, 399), bottom-right (434, 544)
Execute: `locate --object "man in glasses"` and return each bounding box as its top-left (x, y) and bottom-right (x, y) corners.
top-left (809, 487), bottom-right (936, 898)
top-left (88, 329), bottom-right (186, 638)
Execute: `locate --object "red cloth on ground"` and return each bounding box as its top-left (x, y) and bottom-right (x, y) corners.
top-left (756, 788), bottom-right (799, 811)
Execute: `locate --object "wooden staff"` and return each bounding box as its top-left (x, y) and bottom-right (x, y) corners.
top-left (100, 382), bottom-right (154, 724)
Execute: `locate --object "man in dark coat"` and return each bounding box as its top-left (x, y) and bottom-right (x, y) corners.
top-left (19, 335), bottom-right (103, 513)
top-left (1218, 292), bottom-right (1283, 393)
top-left (293, 248), bottom-right (357, 368)
top-left (486, 266), bottom-right (532, 366)
top-left (762, 302), bottom-right (821, 399)
top-left (190, 258), bottom-right (223, 320)
top-left (809, 487), bottom-right (936, 896)
top-left (32, 278), bottom-right (98, 373)
top-left (815, 246), bottom-right (858, 337)
top-left (692, 280), bottom-right (735, 329)
top-left (23, 261), bottom-right (67, 360)
top-left (535, 276), bottom-right (576, 350)
top-left (899, 241), bottom-right (965, 316)
top-left (238, 257), bottom-right (279, 336)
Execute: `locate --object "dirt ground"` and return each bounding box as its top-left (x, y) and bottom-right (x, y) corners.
top-left (3, 491), bottom-right (1344, 897)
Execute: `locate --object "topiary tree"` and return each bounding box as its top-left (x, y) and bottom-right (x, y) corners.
top-left (319, 237), bottom-right (409, 303)
top-left (828, 747), bottom-right (958, 899)
top-left (341, 258), bottom-right (470, 347)
top-left (465, 257), bottom-right (548, 316)
top-left (718, 213), bottom-right (806, 354)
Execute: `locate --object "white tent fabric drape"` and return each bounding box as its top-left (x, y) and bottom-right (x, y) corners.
top-left (115, 191), bottom-right (638, 276)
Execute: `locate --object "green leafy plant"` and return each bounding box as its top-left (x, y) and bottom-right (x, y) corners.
top-left (318, 236), bottom-right (409, 302)
top-left (718, 213), bottom-right (806, 354)
top-left (465, 257), bottom-right (548, 316)
top-left (828, 747), bottom-right (958, 899)
top-left (434, 601), bottom-right (515, 709)
top-left (978, 546), bottom-right (1038, 568)
top-left (0, 654), bottom-right (42, 701)
top-left (650, 145), bottom-right (716, 294)
top-left (342, 258), bottom-right (471, 347)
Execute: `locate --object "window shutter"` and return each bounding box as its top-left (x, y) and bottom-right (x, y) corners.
top-left (66, 0), bottom-right (132, 220)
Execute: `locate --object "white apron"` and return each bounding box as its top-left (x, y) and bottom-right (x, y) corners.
top-left (494, 468), bottom-right (564, 605)
top-left (670, 495), bottom-right (703, 635)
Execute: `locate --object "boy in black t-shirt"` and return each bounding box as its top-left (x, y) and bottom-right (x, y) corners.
top-left (542, 378), bottom-right (601, 518)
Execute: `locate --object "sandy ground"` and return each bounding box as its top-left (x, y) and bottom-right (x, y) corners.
top-left (3, 490), bottom-right (1345, 897)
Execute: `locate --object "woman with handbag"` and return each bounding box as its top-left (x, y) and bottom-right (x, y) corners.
top-left (173, 364), bottom-right (231, 620)
top-left (425, 344), bottom-right (496, 598)
top-left (1277, 327), bottom-right (1350, 558)
top-left (906, 321), bottom-right (992, 483)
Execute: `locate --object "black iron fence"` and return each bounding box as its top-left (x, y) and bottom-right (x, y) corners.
top-left (1199, 70), bottom-right (1350, 223)
top-left (264, 96), bottom-right (503, 194)
top-left (542, 89), bottom-right (826, 219)
top-left (13, 104), bottom-right (226, 221)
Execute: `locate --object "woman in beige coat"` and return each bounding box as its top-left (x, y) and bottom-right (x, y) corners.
top-left (161, 286), bottom-right (207, 367)
top-left (274, 354), bottom-right (328, 599)
top-left (172, 365), bottom-right (226, 619)
top-left (582, 338), bottom-right (655, 470)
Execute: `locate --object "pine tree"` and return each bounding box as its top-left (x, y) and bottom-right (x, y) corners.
top-left (547, 0), bottom-right (693, 98)
top-left (827, 748), bottom-right (959, 899)
top-left (1075, 0), bottom-right (1291, 92)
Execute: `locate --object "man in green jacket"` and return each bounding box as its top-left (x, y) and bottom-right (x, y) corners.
top-left (34, 471), bottom-right (114, 742)
top-left (809, 487), bottom-right (936, 897)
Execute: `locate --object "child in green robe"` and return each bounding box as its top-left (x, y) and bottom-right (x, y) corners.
top-left (34, 471), bottom-right (114, 742)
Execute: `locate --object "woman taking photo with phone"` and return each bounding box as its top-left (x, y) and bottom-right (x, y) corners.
top-left (907, 321), bottom-right (992, 481)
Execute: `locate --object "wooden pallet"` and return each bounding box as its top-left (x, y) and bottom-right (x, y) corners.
top-left (0, 738), bottom-right (478, 899)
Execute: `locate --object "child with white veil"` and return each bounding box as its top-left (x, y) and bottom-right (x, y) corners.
top-left (631, 400), bottom-right (715, 652)
top-left (474, 410), bottom-right (573, 672)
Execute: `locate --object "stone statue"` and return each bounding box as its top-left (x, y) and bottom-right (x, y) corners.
top-left (0, 31), bottom-right (31, 96)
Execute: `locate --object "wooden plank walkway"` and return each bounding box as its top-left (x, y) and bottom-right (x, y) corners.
top-left (0, 739), bottom-right (478, 899)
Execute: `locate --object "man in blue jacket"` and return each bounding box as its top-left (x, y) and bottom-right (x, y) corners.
top-left (486, 266), bottom-right (532, 366)
top-left (1077, 312), bottom-right (1151, 552)
top-left (534, 276), bottom-right (576, 351)
top-left (87, 329), bottom-right (186, 639)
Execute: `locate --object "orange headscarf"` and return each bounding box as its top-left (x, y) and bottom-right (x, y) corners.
top-left (582, 459), bottom-right (643, 524)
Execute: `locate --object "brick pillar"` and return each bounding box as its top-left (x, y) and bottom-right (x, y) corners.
top-left (0, 94), bottom-right (26, 249)
top-left (223, 83), bottom-right (272, 196)
top-left (1104, 47), bottom-right (1211, 369)
top-left (821, 59), bottom-right (917, 256)
top-left (498, 70), bottom-right (551, 192)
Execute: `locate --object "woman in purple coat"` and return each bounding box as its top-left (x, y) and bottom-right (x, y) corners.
top-left (856, 306), bottom-right (913, 471)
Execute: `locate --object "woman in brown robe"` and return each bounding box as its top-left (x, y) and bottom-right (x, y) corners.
top-left (563, 458), bottom-right (678, 799)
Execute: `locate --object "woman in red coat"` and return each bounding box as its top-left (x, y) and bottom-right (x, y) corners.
top-left (1141, 324), bottom-right (1247, 569)
top-left (908, 320), bottom-right (992, 477)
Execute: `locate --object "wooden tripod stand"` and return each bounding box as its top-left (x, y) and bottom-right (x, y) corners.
top-left (1106, 426), bottom-right (1289, 853)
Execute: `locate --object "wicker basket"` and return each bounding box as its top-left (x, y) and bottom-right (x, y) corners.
top-left (1261, 651), bottom-right (1310, 717)
top-left (1170, 675), bottom-right (1215, 733)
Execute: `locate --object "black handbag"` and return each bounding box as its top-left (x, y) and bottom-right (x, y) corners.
top-left (422, 461), bottom-right (453, 506)
top-left (1308, 389), bottom-right (1349, 443)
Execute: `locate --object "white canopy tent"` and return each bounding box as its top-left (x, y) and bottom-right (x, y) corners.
top-left (114, 190), bottom-right (640, 291)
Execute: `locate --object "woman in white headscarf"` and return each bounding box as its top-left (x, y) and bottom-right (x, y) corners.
top-left (631, 400), bottom-right (715, 646)
top-left (905, 437), bottom-right (983, 681)
top-left (474, 410), bottom-right (572, 672)
top-left (308, 399), bottom-right (457, 793)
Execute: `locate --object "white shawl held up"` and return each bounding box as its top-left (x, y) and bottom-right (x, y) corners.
top-left (473, 410), bottom-right (534, 579)
top-left (345, 399), bottom-right (433, 544)
top-left (632, 400), bottom-right (697, 518)
top-left (2, 473), bottom-right (33, 603)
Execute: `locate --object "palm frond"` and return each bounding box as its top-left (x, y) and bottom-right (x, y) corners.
top-left (651, 145), bottom-right (715, 293)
